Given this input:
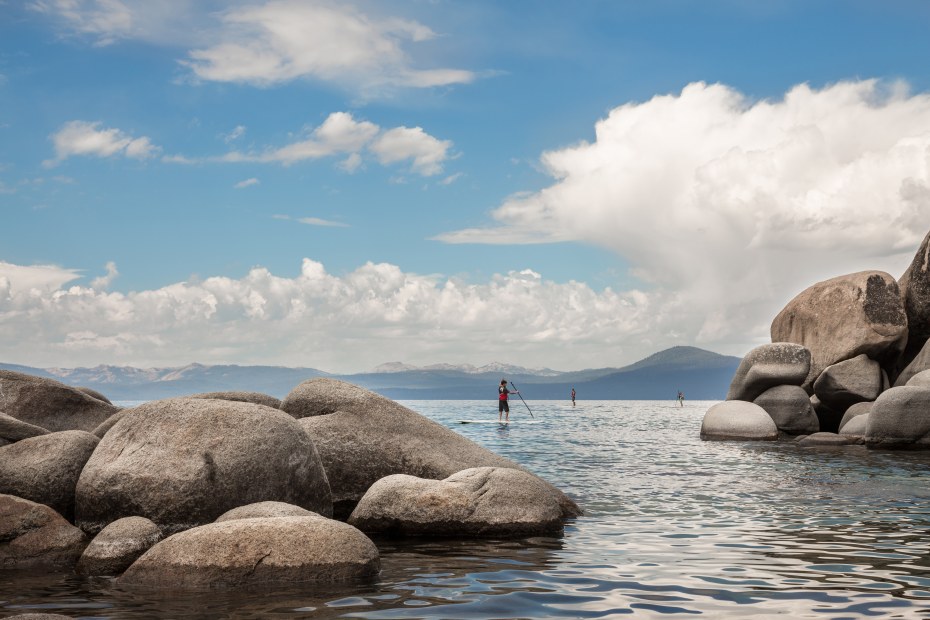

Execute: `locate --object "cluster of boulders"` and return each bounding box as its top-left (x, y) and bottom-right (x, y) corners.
top-left (702, 229), bottom-right (930, 449)
top-left (0, 371), bottom-right (580, 589)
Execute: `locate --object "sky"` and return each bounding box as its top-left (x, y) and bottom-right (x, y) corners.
top-left (2, 0), bottom-right (930, 373)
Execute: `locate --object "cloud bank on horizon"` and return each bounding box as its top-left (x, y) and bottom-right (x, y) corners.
top-left (4, 1), bottom-right (930, 373)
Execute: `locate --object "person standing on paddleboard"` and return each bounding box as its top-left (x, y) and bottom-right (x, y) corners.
top-left (571, 387), bottom-right (576, 407)
top-left (499, 379), bottom-right (518, 422)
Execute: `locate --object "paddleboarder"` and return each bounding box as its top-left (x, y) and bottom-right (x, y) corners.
top-left (677, 391), bottom-right (685, 407)
top-left (498, 379), bottom-right (518, 422)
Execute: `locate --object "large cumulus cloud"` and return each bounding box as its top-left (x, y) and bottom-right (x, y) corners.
top-left (439, 79), bottom-right (930, 349)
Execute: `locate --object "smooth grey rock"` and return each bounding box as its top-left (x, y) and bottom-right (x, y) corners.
top-left (898, 228), bottom-right (930, 356)
top-left (840, 413), bottom-right (870, 438)
top-left (726, 343), bottom-right (811, 402)
top-left (188, 391), bottom-right (282, 410)
top-left (798, 432), bottom-right (855, 446)
top-left (76, 516), bottom-right (163, 576)
top-left (290, 378), bottom-right (581, 519)
top-left (700, 401), bottom-right (778, 441)
top-left (0, 494), bottom-right (88, 570)
top-left (771, 271), bottom-right (908, 388)
top-left (839, 401), bottom-right (872, 431)
top-left (0, 370), bottom-right (120, 432)
top-left (349, 467), bottom-right (564, 537)
top-left (76, 386), bottom-right (112, 404)
top-left (0, 431), bottom-right (99, 520)
top-left (91, 408), bottom-right (131, 438)
top-left (813, 354), bottom-right (883, 411)
top-left (906, 369), bottom-right (930, 388)
top-left (215, 501), bottom-right (317, 523)
top-left (75, 398), bottom-right (332, 535)
top-left (753, 384), bottom-right (819, 435)
top-left (866, 386), bottom-right (930, 449)
top-left (120, 516), bottom-right (379, 587)
top-left (0, 411), bottom-right (50, 442)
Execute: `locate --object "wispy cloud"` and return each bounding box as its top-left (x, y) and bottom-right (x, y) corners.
top-left (234, 177), bottom-right (260, 189)
top-left (274, 214), bottom-right (348, 228)
top-left (179, 1), bottom-right (475, 94)
top-left (45, 120), bottom-right (160, 167)
top-left (222, 124), bottom-right (247, 144)
top-left (31, 0), bottom-right (133, 46)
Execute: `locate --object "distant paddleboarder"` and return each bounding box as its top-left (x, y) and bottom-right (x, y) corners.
top-left (498, 379), bottom-right (518, 422)
top-left (571, 387), bottom-right (576, 407)
top-left (677, 391), bottom-right (685, 407)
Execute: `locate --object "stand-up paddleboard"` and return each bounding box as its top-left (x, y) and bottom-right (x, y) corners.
top-left (457, 419), bottom-right (540, 425)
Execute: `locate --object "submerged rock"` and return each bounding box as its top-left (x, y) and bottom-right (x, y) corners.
top-left (349, 467), bottom-right (565, 538)
top-left (75, 398), bottom-right (332, 535)
top-left (120, 516), bottom-right (379, 588)
top-left (76, 516), bottom-right (163, 576)
top-left (797, 432), bottom-right (855, 447)
top-left (700, 401), bottom-right (778, 441)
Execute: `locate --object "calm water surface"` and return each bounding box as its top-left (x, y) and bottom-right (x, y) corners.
top-left (3, 400), bottom-right (930, 619)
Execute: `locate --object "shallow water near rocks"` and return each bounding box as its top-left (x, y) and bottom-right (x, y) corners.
top-left (3, 399), bottom-right (930, 619)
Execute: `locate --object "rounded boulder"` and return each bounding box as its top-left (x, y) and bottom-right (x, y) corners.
top-left (0, 494), bottom-right (88, 570)
top-left (752, 384), bottom-right (819, 435)
top-left (289, 378), bottom-right (581, 519)
top-left (0, 412), bottom-right (50, 443)
top-left (838, 401), bottom-right (872, 431)
top-left (76, 516), bottom-right (163, 576)
top-left (798, 432), bottom-right (856, 447)
top-left (813, 354), bottom-right (883, 412)
top-left (865, 386), bottom-right (930, 449)
top-left (771, 271), bottom-right (908, 389)
top-left (700, 401), bottom-right (778, 441)
top-left (0, 430), bottom-right (99, 520)
top-left (75, 398), bottom-right (332, 535)
top-left (188, 391), bottom-right (282, 409)
top-left (726, 343), bottom-right (811, 402)
top-left (215, 501), bottom-right (317, 523)
top-left (0, 370), bottom-right (120, 432)
top-left (349, 467), bottom-right (564, 537)
top-left (119, 516), bottom-right (380, 588)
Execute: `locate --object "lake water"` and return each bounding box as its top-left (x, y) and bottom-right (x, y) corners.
top-left (3, 399), bottom-right (930, 619)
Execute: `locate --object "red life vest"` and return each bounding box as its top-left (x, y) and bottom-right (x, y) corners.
top-left (499, 386), bottom-right (508, 401)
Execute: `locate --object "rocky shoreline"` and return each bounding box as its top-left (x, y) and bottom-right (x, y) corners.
top-left (702, 229), bottom-right (930, 449)
top-left (0, 375), bottom-right (581, 593)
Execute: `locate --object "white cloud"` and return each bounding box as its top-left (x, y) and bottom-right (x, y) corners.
top-left (369, 126), bottom-right (452, 176)
top-left (0, 258), bottom-right (651, 372)
top-left (438, 80), bottom-right (930, 353)
top-left (0, 261), bottom-right (81, 295)
top-left (168, 111), bottom-right (452, 176)
top-left (223, 124), bottom-right (247, 144)
top-left (234, 177), bottom-right (260, 189)
top-left (90, 261), bottom-right (118, 290)
top-left (45, 120), bottom-right (160, 166)
top-left (179, 1), bottom-right (475, 93)
top-left (296, 217), bottom-right (348, 227)
top-left (31, 0), bottom-right (133, 45)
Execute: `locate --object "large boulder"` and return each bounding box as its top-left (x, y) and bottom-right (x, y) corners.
top-left (897, 229), bottom-right (930, 371)
top-left (813, 354), bottom-right (883, 412)
top-left (752, 384), bottom-right (819, 435)
top-left (0, 431), bottom-right (99, 520)
top-left (287, 378), bottom-right (581, 519)
top-left (349, 467), bottom-right (564, 537)
top-left (0, 370), bottom-right (120, 432)
top-left (119, 516), bottom-right (380, 587)
top-left (0, 494), bottom-right (88, 570)
top-left (75, 398), bottom-right (332, 535)
top-left (771, 271), bottom-right (908, 388)
top-left (726, 343), bottom-right (811, 402)
top-left (0, 412), bottom-right (50, 442)
top-left (188, 391), bottom-right (282, 409)
top-left (865, 386), bottom-right (930, 449)
top-left (215, 501), bottom-right (317, 523)
top-left (838, 401), bottom-right (872, 431)
top-left (76, 516), bottom-right (163, 576)
top-left (700, 401), bottom-right (778, 441)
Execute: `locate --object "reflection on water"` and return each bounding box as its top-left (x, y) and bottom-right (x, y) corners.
top-left (3, 400), bottom-right (930, 618)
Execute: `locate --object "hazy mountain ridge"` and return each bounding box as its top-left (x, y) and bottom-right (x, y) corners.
top-left (0, 346), bottom-right (740, 401)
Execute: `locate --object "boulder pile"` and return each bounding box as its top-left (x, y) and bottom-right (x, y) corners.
top-left (0, 373), bottom-right (580, 588)
top-left (703, 229), bottom-right (930, 450)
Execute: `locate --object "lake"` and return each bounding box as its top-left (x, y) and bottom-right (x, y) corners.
top-left (3, 399), bottom-right (930, 618)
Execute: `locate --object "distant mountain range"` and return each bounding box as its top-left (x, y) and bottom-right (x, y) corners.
top-left (0, 346), bottom-right (740, 402)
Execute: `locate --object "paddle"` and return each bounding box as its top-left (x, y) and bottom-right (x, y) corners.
top-left (508, 381), bottom-right (534, 418)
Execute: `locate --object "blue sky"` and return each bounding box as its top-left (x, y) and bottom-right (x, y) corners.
top-left (2, 1), bottom-right (930, 372)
